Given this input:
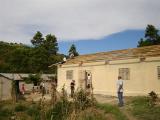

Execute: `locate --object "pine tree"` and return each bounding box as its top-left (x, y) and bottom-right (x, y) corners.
top-left (44, 34), bottom-right (58, 55)
top-left (68, 44), bottom-right (79, 57)
top-left (31, 31), bottom-right (44, 47)
top-left (137, 25), bottom-right (160, 47)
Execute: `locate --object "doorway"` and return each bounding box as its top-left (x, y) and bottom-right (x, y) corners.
top-left (78, 70), bottom-right (92, 90)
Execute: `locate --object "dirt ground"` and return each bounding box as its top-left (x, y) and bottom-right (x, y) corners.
top-left (94, 94), bottom-right (118, 104)
top-left (94, 94), bottom-right (138, 120)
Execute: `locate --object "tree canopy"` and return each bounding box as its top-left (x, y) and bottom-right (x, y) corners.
top-left (137, 25), bottom-right (160, 47)
top-left (0, 31), bottom-right (64, 73)
top-left (44, 34), bottom-right (58, 55)
top-left (68, 44), bottom-right (79, 57)
top-left (24, 74), bottom-right (41, 86)
top-left (31, 31), bottom-right (44, 47)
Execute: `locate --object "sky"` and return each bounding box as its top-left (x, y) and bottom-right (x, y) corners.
top-left (0, 0), bottom-right (160, 55)
top-left (58, 30), bottom-right (145, 55)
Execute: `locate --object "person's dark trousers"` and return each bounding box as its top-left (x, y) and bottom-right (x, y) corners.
top-left (118, 92), bottom-right (124, 106)
top-left (71, 89), bottom-right (74, 98)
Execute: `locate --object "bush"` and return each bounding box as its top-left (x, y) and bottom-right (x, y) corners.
top-left (148, 91), bottom-right (158, 106)
top-left (0, 108), bottom-right (13, 117)
top-left (15, 104), bottom-right (27, 112)
top-left (27, 105), bottom-right (40, 117)
top-left (49, 100), bottom-right (72, 120)
top-left (131, 96), bottom-right (160, 120)
top-left (47, 88), bottom-right (98, 120)
top-left (74, 89), bottom-right (96, 110)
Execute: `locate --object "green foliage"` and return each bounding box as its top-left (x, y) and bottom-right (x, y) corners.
top-left (148, 91), bottom-right (158, 106)
top-left (15, 104), bottom-right (27, 112)
top-left (31, 31), bottom-right (58, 55)
top-left (0, 108), bottom-right (13, 117)
top-left (31, 31), bottom-right (44, 47)
top-left (7, 46), bottom-right (32, 72)
top-left (0, 30), bottom-right (63, 73)
top-left (68, 44), bottom-right (79, 57)
top-left (76, 108), bottom-right (107, 120)
top-left (25, 74), bottom-right (41, 85)
top-left (138, 25), bottom-right (160, 47)
top-left (27, 104), bottom-right (40, 118)
top-left (47, 88), bottom-right (96, 120)
top-left (97, 103), bottom-right (128, 120)
top-left (0, 101), bottom-right (14, 120)
top-left (74, 89), bottom-right (96, 110)
top-left (48, 86), bottom-right (72, 120)
top-left (44, 34), bottom-right (58, 55)
top-left (131, 96), bottom-right (160, 120)
top-left (50, 100), bottom-right (72, 120)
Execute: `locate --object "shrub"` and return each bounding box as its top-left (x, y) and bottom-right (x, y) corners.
top-left (131, 96), bottom-right (160, 120)
top-left (148, 91), bottom-right (158, 106)
top-left (27, 105), bottom-right (40, 116)
top-left (74, 89), bottom-right (96, 110)
top-left (47, 88), bottom-right (97, 120)
top-left (0, 108), bottom-right (13, 117)
top-left (49, 100), bottom-right (72, 120)
top-left (15, 104), bottom-right (26, 112)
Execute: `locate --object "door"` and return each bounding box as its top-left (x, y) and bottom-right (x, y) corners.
top-left (85, 70), bottom-right (92, 89)
top-left (78, 70), bottom-right (92, 89)
top-left (78, 70), bottom-right (86, 89)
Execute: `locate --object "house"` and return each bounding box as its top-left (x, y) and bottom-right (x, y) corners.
top-left (0, 73), bottom-right (55, 100)
top-left (57, 45), bottom-right (160, 96)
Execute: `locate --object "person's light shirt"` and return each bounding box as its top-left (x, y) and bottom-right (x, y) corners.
top-left (117, 79), bottom-right (123, 92)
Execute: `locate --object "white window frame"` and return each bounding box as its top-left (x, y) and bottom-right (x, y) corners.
top-left (119, 68), bottom-right (130, 80)
top-left (66, 70), bottom-right (73, 80)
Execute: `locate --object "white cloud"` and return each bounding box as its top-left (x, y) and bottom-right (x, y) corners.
top-left (0, 0), bottom-right (160, 44)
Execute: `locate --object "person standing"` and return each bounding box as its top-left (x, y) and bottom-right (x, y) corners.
top-left (117, 76), bottom-right (124, 107)
top-left (70, 80), bottom-right (75, 98)
top-left (42, 81), bottom-right (45, 96)
top-left (86, 73), bottom-right (92, 95)
top-left (21, 84), bottom-right (25, 95)
top-left (87, 73), bottom-right (91, 87)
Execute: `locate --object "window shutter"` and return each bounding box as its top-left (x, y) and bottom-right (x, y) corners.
top-left (66, 70), bottom-right (73, 80)
top-left (119, 68), bottom-right (130, 80)
top-left (78, 70), bottom-right (86, 88)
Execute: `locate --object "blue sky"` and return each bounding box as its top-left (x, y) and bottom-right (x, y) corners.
top-left (58, 29), bottom-right (144, 55)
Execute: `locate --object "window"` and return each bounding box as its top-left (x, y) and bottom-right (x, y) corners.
top-left (119, 68), bottom-right (130, 80)
top-left (66, 70), bottom-right (73, 80)
top-left (158, 66), bottom-right (160, 80)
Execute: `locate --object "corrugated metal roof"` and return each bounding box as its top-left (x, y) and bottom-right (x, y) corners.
top-left (0, 73), bottom-right (55, 81)
top-left (63, 45), bottom-right (160, 65)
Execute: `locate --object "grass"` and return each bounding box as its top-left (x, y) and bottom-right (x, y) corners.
top-left (0, 97), bottom-right (127, 120)
top-left (1, 94), bottom-right (160, 120)
top-left (0, 100), bottom-right (14, 120)
top-left (76, 107), bottom-right (107, 120)
top-left (130, 96), bottom-right (160, 120)
top-left (96, 103), bottom-right (128, 120)
top-left (0, 100), bottom-right (41, 120)
top-left (15, 103), bottom-right (27, 112)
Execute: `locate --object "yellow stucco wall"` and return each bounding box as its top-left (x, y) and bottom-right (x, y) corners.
top-left (58, 57), bottom-right (160, 96)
